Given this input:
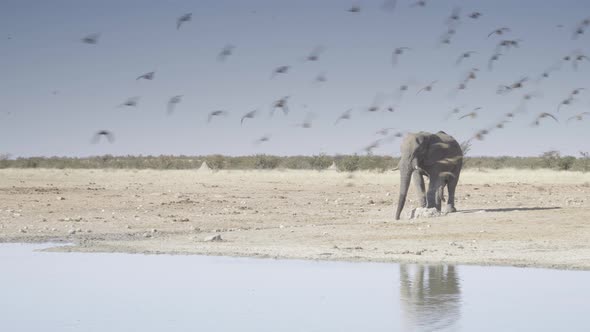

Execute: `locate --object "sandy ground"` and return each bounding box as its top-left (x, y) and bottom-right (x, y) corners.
top-left (1, 168), bottom-right (589, 270)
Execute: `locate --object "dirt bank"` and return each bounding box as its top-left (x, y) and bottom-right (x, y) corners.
top-left (1, 168), bottom-right (589, 270)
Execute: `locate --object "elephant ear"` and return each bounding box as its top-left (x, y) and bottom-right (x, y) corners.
top-left (414, 134), bottom-right (431, 160)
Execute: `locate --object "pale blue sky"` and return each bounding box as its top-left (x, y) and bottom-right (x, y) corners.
top-left (1, 0), bottom-right (589, 157)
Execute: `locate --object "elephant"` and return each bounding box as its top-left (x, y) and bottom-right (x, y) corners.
top-left (395, 131), bottom-right (463, 220)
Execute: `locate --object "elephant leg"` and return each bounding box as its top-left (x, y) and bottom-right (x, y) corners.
top-left (445, 174), bottom-right (459, 213)
top-left (412, 171), bottom-right (426, 208)
top-left (426, 175), bottom-right (442, 210)
top-left (435, 182), bottom-right (446, 207)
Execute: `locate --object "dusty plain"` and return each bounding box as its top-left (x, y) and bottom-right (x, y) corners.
top-left (1, 168), bottom-right (589, 270)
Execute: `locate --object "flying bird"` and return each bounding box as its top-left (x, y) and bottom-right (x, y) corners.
top-left (417, 81), bottom-right (438, 94)
top-left (347, 4), bottom-right (360, 13)
top-left (271, 65), bottom-right (290, 78)
top-left (446, 7), bottom-right (461, 26)
top-left (295, 113), bottom-right (315, 128)
top-left (136, 71), bottom-right (155, 80)
top-left (488, 27), bottom-right (510, 38)
top-left (91, 130), bottom-right (115, 144)
top-left (305, 46), bottom-right (324, 62)
top-left (468, 12), bottom-right (482, 19)
top-left (167, 95), bottom-right (183, 115)
top-left (217, 44), bottom-right (235, 62)
top-left (254, 135), bottom-right (271, 145)
top-left (567, 112), bottom-right (590, 122)
top-left (411, 1), bottom-right (427, 8)
top-left (456, 51), bottom-right (477, 65)
top-left (488, 53), bottom-right (503, 70)
top-left (557, 97), bottom-right (575, 112)
top-left (531, 112), bottom-right (558, 126)
top-left (270, 96), bottom-right (289, 116)
top-left (119, 97), bottom-right (139, 108)
top-left (334, 109), bottom-right (352, 125)
top-left (495, 39), bottom-right (521, 53)
top-left (207, 110), bottom-right (228, 123)
top-left (573, 52), bottom-right (589, 70)
top-left (81, 33), bottom-right (100, 44)
top-left (458, 107), bottom-right (481, 120)
top-left (241, 109), bottom-right (258, 125)
top-left (177, 13), bottom-right (192, 30)
top-left (392, 47), bottom-right (411, 66)
top-left (314, 72), bottom-right (327, 83)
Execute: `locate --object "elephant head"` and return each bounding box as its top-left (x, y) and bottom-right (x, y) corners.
top-left (395, 132), bottom-right (432, 220)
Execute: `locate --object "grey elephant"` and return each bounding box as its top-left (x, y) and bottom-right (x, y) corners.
top-left (395, 131), bottom-right (463, 220)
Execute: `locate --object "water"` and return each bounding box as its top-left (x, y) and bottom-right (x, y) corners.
top-left (0, 243), bottom-right (588, 332)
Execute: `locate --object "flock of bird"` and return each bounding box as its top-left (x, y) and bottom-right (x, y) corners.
top-left (58, 2), bottom-right (590, 154)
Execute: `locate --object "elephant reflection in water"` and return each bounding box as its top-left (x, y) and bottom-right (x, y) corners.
top-left (399, 265), bottom-right (461, 331)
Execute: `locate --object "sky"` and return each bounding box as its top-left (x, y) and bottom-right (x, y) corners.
top-left (0, 0), bottom-right (589, 158)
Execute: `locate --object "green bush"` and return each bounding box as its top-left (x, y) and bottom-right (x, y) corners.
top-left (558, 156), bottom-right (576, 170)
top-left (340, 155), bottom-right (360, 172)
top-left (206, 154), bottom-right (225, 170)
top-left (254, 154), bottom-right (280, 169)
top-left (309, 154), bottom-right (333, 170)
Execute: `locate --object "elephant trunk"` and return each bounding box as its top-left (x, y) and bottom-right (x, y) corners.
top-left (395, 157), bottom-right (415, 220)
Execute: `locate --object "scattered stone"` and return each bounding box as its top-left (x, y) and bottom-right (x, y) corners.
top-left (68, 229), bottom-right (76, 235)
top-left (57, 196), bottom-right (65, 201)
top-left (19, 228), bottom-right (27, 233)
top-left (143, 233), bottom-right (152, 238)
top-left (151, 229), bottom-right (157, 233)
top-left (204, 234), bottom-right (223, 242)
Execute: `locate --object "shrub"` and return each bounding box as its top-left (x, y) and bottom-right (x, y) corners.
top-left (558, 156), bottom-right (576, 170)
top-left (309, 154), bottom-right (333, 170)
top-left (540, 150), bottom-right (560, 169)
top-left (206, 154), bottom-right (225, 170)
top-left (254, 154), bottom-right (280, 169)
top-left (340, 155), bottom-right (360, 172)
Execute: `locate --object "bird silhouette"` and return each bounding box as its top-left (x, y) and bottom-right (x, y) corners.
top-left (271, 65), bottom-right (290, 78)
top-left (295, 113), bottom-right (315, 128)
top-left (207, 110), bottom-right (228, 123)
top-left (167, 95), bottom-right (183, 115)
top-left (136, 71), bottom-right (155, 81)
top-left (254, 135), bottom-right (271, 144)
top-left (305, 46), bottom-right (324, 61)
top-left (557, 97), bottom-right (575, 112)
top-left (334, 109), bottom-right (352, 125)
top-left (417, 81), bottom-right (438, 94)
top-left (468, 12), bottom-right (482, 19)
top-left (270, 96), bottom-right (289, 116)
top-left (241, 110), bottom-right (258, 125)
top-left (456, 51), bottom-right (477, 65)
top-left (392, 47), bottom-right (411, 66)
top-left (347, 4), bottom-right (360, 13)
top-left (217, 44), bottom-right (235, 62)
top-left (488, 53), bottom-right (503, 70)
top-left (531, 112), bottom-right (558, 126)
top-left (567, 112), bottom-right (590, 122)
top-left (91, 130), bottom-right (115, 144)
top-left (119, 97), bottom-right (139, 108)
top-left (177, 13), bottom-right (192, 30)
top-left (459, 107), bottom-right (481, 120)
top-left (488, 27), bottom-right (510, 38)
top-left (81, 33), bottom-right (100, 44)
